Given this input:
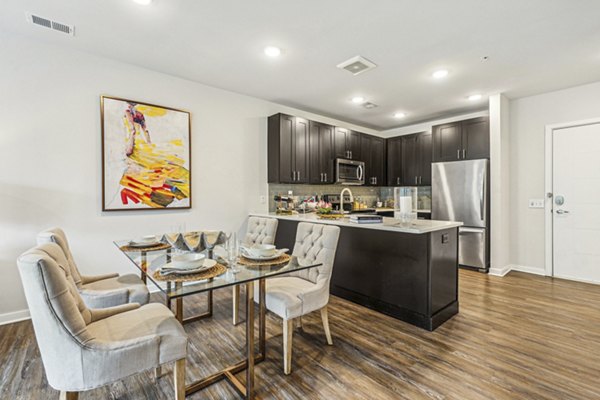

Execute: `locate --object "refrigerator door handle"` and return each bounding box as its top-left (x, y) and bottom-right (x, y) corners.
top-left (480, 173), bottom-right (486, 221)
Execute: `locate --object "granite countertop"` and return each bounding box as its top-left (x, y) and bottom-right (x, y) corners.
top-left (250, 212), bottom-right (462, 234)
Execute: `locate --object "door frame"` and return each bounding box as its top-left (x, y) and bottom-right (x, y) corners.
top-left (544, 117), bottom-right (600, 276)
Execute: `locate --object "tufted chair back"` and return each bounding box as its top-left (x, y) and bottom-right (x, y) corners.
top-left (17, 243), bottom-right (95, 388)
top-left (244, 217), bottom-right (278, 246)
top-left (37, 227), bottom-right (83, 287)
top-left (289, 223), bottom-right (340, 287)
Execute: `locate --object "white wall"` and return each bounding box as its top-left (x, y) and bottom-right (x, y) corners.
top-left (380, 110), bottom-right (489, 137)
top-left (0, 33), bottom-right (378, 321)
top-left (489, 94), bottom-right (511, 274)
top-left (509, 81), bottom-right (600, 271)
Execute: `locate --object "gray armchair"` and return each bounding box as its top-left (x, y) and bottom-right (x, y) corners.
top-left (255, 222), bottom-right (340, 374)
top-left (37, 228), bottom-right (149, 308)
top-left (232, 217), bottom-right (279, 324)
top-left (17, 243), bottom-right (187, 400)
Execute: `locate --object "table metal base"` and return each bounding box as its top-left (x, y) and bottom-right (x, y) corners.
top-left (182, 279), bottom-right (266, 399)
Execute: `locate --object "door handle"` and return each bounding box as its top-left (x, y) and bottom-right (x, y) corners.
top-left (556, 209), bottom-right (570, 214)
top-left (357, 165), bottom-right (364, 181)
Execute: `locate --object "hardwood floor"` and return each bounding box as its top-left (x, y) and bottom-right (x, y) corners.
top-left (1, 270), bottom-right (600, 399)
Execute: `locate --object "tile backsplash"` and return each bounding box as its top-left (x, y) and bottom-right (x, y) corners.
top-left (268, 184), bottom-right (431, 211)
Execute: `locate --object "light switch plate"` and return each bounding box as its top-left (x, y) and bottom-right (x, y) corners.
top-left (259, 196), bottom-right (266, 204)
top-left (529, 199), bottom-right (544, 208)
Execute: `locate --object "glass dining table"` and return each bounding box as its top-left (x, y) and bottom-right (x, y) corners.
top-left (114, 237), bottom-right (321, 399)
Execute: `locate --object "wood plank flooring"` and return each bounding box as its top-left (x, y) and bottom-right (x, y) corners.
top-left (1, 270), bottom-right (600, 399)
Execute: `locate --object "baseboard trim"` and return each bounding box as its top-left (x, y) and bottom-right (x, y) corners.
top-left (489, 264), bottom-right (547, 277)
top-left (489, 265), bottom-right (512, 277)
top-left (0, 309), bottom-right (31, 326)
top-left (511, 265), bottom-right (546, 276)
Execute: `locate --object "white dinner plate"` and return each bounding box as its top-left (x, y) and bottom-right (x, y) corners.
top-left (242, 250), bottom-right (286, 261)
top-left (160, 259), bottom-right (217, 275)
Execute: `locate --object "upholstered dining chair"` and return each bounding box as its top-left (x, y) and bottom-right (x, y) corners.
top-left (17, 243), bottom-right (188, 400)
top-left (232, 217), bottom-right (279, 324)
top-left (37, 228), bottom-right (149, 308)
top-left (255, 222), bottom-right (340, 374)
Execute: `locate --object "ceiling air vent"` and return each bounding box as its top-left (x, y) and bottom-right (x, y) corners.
top-left (362, 102), bottom-right (378, 109)
top-left (337, 55), bottom-right (377, 76)
top-left (25, 12), bottom-right (75, 36)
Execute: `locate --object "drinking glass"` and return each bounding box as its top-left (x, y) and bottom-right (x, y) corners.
top-left (226, 233), bottom-right (240, 274)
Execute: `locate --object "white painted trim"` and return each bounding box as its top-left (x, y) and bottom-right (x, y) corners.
top-left (488, 264), bottom-right (546, 277)
top-left (544, 117), bottom-right (600, 278)
top-left (489, 265), bottom-right (512, 277)
top-left (510, 265), bottom-right (546, 276)
top-left (0, 309), bottom-right (31, 326)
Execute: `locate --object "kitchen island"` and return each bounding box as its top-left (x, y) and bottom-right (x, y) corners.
top-left (250, 212), bottom-right (462, 331)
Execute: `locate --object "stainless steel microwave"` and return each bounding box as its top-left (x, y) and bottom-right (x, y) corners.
top-left (335, 158), bottom-right (365, 185)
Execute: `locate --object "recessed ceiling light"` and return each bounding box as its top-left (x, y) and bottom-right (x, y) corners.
top-left (468, 94), bottom-right (483, 101)
top-left (393, 112), bottom-right (406, 119)
top-left (264, 46), bottom-right (281, 57)
top-left (432, 69), bottom-right (449, 79)
top-left (132, 0), bottom-right (152, 5)
top-left (351, 96), bottom-right (365, 104)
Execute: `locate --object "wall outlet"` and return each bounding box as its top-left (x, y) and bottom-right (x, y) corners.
top-left (528, 199), bottom-right (544, 208)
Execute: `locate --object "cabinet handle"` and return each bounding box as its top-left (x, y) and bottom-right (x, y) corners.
top-left (397, 177), bottom-right (400, 185)
top-left (292, 171), bottom-right (296, 181)
top-left (374, 177), bottom-right (377, 185)
top-left (350, 151), bottom-right (353, 159)
top-left (415, 176), bottom-right (418, 185)
top-left (297, 171), bottom-right (300, 181)
top-left (463, 149), bottom-right (466, 159)
top-left (457, 149), bottom-right (461, 159)
top-left (320, 173), bottom-right (323, 182)
top-left (324, 173), bottom-right (327, 181)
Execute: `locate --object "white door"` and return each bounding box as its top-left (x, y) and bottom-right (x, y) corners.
top-left (552, 122), bottom-right (600, 284)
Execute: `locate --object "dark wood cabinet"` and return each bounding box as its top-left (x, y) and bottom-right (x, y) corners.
top-left (387, 136), bottom-right (403, 186)
top-left (401, 134), bottom-right (419, 186)
top-left (268, 113), bottom-right (309, 183)
top-left (309, 121), bottom-right (334, 184)
top-left (432, 116), bottom-right (489, 162)
top-left (361, 134), bottom-right (385, 186)
top-left (402, 132), bottom-right (431, 186)
top-left (387, 132), bottom-right (431, 186)
top-left (334, 127), bottom-right (361, 160)
top-left (418, 132), bottom-right (432, 186)
top-left (462, 117), bottom-right (490, 160)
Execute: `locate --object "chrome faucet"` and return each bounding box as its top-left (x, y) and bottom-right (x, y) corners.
top-left (339, 187), bottom-right (354, 213)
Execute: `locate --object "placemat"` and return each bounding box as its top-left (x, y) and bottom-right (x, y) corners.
top-left (119, 242), bottom-right (172, 252)
top-left (237, 253), bottom-right (291, 267)
top-left (152, 262), bottom-right (227, 282)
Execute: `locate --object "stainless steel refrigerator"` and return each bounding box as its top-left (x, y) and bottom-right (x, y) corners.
top-left (432, 159), bottom-right (490, 271)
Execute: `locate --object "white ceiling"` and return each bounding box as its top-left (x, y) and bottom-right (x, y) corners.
top-left (2, 0), bottom-right (600, 130)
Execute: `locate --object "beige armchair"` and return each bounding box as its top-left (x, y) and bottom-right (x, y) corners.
top-left (255, 222), bottom-right (340, 374)
top-left (17, 243), bottom-right (187, 400)
top-left (232, 217), bottom-right (279, 324)
top-left (37, 228), bottom-right (149, 308)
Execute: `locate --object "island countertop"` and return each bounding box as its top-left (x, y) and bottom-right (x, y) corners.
top-left (249, 212), bottom-right (462, 234)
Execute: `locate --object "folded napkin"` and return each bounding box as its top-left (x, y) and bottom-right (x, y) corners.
top-left (159, 265), bottom-right (211, 276)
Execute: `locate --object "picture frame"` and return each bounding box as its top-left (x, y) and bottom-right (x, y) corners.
top-left (100, 96), bottom-right (192, 211)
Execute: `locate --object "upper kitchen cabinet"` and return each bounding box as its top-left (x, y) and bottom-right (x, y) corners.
top-left (309, 121), bottom-right (334, 184)
top-left (401, 132), bottom-right (431, 186)
top-left (361, 134), bottom-right (385, 186)
top-left (387, 136), bottom-right (403, 186)
top-left (432, 116), bottom-right (489, 162)
top-left (268, 113), bottom-right (309, 184)
top-left (334, 127), bottom-right (361, 160)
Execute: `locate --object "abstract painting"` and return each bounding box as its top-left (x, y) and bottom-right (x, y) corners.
top-left (101, 96), bottom-right (191, 211)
